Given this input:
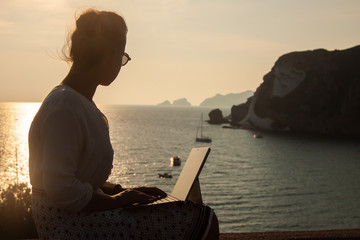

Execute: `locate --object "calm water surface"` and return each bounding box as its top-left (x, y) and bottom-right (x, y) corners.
top-left (1, 103), bottom-right (359, 232)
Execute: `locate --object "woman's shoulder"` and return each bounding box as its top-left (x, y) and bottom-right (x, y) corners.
top-left (31, 85), bottom-right (93, 124)
top-left (42, 85), bottom-right (91, 112)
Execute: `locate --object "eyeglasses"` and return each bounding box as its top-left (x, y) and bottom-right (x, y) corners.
top-left (122, 53), bottom-right (131, 66)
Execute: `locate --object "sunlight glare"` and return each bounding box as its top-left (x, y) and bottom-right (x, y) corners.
top-left (0, 102), bottom-right (40, 187)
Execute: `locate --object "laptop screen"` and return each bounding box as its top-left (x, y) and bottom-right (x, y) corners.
top-left (170, 147), bottom-right (211, 201)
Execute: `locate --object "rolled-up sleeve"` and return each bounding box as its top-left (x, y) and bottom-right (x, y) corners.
top-left (41, 108), bottom-right (93, 212)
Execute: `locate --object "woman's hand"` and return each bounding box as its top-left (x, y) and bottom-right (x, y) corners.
top-left (100, 182), bottom-right (123, 195)
top-left (113, 188), bottom-right (161, 207)
top-left (131, 186), bottom-right (167, 198)
top-left (82, 186), bottom-right (167, 211)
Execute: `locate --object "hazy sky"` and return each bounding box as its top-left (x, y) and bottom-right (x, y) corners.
top-left (1, 0), bottom-right (359, 105)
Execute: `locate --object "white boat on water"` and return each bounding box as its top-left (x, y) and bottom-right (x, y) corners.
top-left (253, 133), bottom-right (263, 138)
top-left (170, 156), bottom-right (181, 166)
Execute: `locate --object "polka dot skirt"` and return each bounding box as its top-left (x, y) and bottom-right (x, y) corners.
top-left (32, 194), bottom-right (213, 240)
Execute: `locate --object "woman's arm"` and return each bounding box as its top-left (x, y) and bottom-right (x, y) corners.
top-left (42, 109), bottom-right (93, 212)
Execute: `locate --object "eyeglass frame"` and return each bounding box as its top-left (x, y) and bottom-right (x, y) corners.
top-left (122, 53), bottom-right (131, 66)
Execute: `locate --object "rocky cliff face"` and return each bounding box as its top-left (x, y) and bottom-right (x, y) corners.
top-left (232, 45), bottom-right (360, 137)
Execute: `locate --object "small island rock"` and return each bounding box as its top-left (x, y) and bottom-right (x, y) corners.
top-left (173, 98), bottom-right (191, 106)
top-left (208, 108), bottom-right (229, 124)
top-left (157, 100), bottom-right (172, 106)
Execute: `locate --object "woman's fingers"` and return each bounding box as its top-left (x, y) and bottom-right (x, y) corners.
top-left (133, 187), bottom-right (167, 198)
top-left (113, 189), bottom-right (158, 207)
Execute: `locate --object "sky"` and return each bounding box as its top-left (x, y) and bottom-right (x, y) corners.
top-left (0, 0), bottom-right (359, 105)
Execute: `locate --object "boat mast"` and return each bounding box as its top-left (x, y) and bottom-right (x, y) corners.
top-left (200, 113), bottom-right (203, 138)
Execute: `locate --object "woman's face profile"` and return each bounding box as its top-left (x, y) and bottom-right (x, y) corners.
top-left (99, 48), bottom-right (126, 86)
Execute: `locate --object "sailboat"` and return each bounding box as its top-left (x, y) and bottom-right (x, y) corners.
top-left (196, 113), bottom-right (212, 143)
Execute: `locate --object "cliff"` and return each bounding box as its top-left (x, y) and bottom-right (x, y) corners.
top-left (230, 45), bottom-right (360, 137)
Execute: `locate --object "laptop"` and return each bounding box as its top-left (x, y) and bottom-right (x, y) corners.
top-left (130, 147), bottom-right (211, 207)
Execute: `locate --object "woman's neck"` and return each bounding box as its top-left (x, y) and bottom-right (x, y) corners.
top-left (61, 65), bottom-right (99, 101)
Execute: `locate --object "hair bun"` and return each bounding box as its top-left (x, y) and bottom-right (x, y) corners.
top-left (62, 9), bottom-right (128, 67)
top-left (75, 10), bottom-right (101, 36)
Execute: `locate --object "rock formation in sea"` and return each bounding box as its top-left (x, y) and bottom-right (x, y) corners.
top-left (230, 45), bottom-right (360, 137)
top-left (157, 100), bottom-right (172, 106)
top-left (200, 91), bottom-right (254, 108)
top-left (208, 109), bottom-right (230, 124)
top-left (157, 98), bottom-right (191, 106)
top-left (173, 98), bottom-right (191, 106)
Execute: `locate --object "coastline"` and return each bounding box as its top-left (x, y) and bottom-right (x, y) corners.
top-left (220, 229), bottom-right (360, 240)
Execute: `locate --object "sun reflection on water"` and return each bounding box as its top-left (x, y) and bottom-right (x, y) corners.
top-left (0, 102), bottom-right (40, 187)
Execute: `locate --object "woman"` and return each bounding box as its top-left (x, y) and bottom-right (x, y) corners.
top-left (29, 9), bottom-right (219, 240)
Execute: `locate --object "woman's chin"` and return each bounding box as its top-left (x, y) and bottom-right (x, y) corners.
top-left (100, 79), bottom-right (116, 86)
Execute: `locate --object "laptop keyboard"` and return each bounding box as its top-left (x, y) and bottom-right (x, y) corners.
top-left (148, 195), bottom-right (179, 205)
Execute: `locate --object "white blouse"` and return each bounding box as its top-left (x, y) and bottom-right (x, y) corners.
top-left (29, 85), bottom-right (114, 212)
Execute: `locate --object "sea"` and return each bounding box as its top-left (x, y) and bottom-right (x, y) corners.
top-left (0, 102), bottom-right (359, 233)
